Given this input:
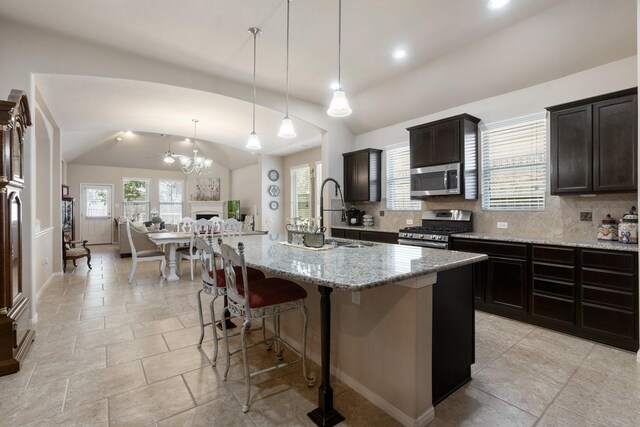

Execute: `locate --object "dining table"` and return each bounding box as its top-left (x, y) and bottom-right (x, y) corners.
top-left (147, 230), bottom-right (265, 281)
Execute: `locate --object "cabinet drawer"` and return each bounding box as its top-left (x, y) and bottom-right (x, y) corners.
top-left (532, 278), bottom-right (575, 298)
top-left (581, 303), bottom-right (635, 338)
top-left (453, 239), bottom-right (527, 259)
top-left (581, 250), bottom-right (636, 272)
top-left (581, 268), bottom-right (635, 291)
top-left (359, 231), bottom-right (398, 244)
top-left (331, 228), bottom-right (345, 238)
top-left (582, 286), bottom-right (634, 310)
top-left (532, 262), bottom-right (575, 282)
top-left (532, 293), bottom-right (575, 324)
top-left (532, 245), bottom-right (575, 265)
top-left (344, 229), bottom-right (360, 240)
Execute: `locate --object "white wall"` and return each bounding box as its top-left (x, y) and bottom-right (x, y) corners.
top-left (283, 146), bottom-right (322, 220)
top-left (66, 164), bottom-right (186, 240)
top-left (260, 155), bottom-right (285, 233)
top-left (183, 159), bottom-right (231, 203)
top-left (355, 56), bottom-right (637, 151)
top-left (230, 163), bottom-right (261, 219)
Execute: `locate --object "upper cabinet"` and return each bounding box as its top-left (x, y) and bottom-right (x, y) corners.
top-left (407, 114), bottom-right (480, 169)
top-left (548, 88), bottom-right (637, 195)
top-left (343, 148), bottom-right (382, 203)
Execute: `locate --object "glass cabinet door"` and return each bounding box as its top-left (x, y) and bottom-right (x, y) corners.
top-left (9, 191), bottom-right (22, 307)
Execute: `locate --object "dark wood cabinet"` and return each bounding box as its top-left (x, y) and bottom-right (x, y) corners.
top-left (407, 114), bottom-right (479, 169)
top-left (548, 88), bottom-right (637, 194)
top-left (451, 237), bottom-right (639, 351)
top-left (0, 90), bottom-right (35, 376)
top-left (330, 228), bottom-right (398, 244)
top-left (342, 148), bottom-right (382, 203)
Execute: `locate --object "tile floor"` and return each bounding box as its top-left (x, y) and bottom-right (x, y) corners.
top-left (1, 245), bottom-right (639, 426)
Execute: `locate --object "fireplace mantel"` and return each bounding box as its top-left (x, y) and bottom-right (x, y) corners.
top-left (189, 201), bottom-right (227, 219)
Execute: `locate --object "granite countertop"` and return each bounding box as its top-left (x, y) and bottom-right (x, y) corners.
top-left (330, 224), bottom-right (399, 233)
top-left (452, 232), bottom-right (638, 252)
top-left (219, 234), bottom-right (487, 291)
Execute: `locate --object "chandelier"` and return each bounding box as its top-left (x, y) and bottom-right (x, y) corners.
top-left (179, 119), bottom-right (213, 175)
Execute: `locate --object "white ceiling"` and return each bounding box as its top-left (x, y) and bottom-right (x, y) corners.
top-left (1, 0), bottom-right (637, 168)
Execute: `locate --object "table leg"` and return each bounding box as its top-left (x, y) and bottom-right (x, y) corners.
top-left (308, 286), bottom-right (345, 426)
top-left (165, 243), bottom-right (180, 282)
top-left (216, 294), bottom-right (237, 330)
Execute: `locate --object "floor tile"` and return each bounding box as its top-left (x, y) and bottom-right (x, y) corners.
top-left (537, 404), bottom-right (605, 427)
top-left (108, 375), bottom-right (195, 426)
top-left (45, 317), bottom-right (105, 342)
top-left (515, 328), bottom-right (594, 366)
top-left (0, 379), bottom-right (67, 425)
top-left (74, 324), bottom-right (134, 350)
top-left (157, 395), bottom-right (256, 427)
top-left (65, 360), bottom-right (146, 408)
top-left (162, 324), bottom-right (214, 350)
top-left (28, 346), bottom-right (107, 388)
top-left (489, 344), bottom-right (577, 386)
top-left (23, 398), bottom-right (109, 427)
top-left (142, 344), bottom-right (211, 384)
top-left (104, 310), bottom-right (157, 328)
top-left (107, 334), bottom-right (169, 366)
top-left (433, 384), bottom-right (537, 426)
top-left (132, 316), bottom-right (184, 338)
top-left (182, 366), bottom-right (235, 405)
top-left (471, 365), bottom-right (561, 416)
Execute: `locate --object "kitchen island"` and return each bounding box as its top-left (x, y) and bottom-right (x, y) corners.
top-left (218, 234), bottom-right (487, 427)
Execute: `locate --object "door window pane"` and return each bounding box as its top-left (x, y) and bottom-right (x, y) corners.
top-left (86, 188), bottom-right (109, 217)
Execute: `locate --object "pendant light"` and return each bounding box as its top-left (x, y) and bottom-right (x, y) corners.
top-left (246, 27), bottom-right (263, 150)
top-left (327, 0), bottom-right (352, 117)
top-left (278, 0), bottom-right (296, 138)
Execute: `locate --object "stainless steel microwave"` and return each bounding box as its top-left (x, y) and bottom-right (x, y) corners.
top-left (410, 163), bottom-right (461, 197)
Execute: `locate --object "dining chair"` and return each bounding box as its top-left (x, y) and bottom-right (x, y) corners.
top-left (125, 220), bottom-right (166, 283)
top-left (222, 218), bottom-right (243, 236)
top-left (219, 240), bottom-right (315, 412)
top-left (178, 216), bottom-right (194, 232)
top-left (194, 235), bottom-right (266, 364)
top-left (177, 218), bottom-right (213, 281)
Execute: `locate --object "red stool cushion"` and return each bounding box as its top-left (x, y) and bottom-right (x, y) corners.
top-left (240, 277), bottom-right (307, 308)
top-left (210, 266), bottom-right (265, 288)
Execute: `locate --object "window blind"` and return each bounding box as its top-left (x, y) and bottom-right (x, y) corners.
top-left (481, 113), bottom-right (547, 211)
top-left (315, 162), bottom-right (323, 218)
top-left (159, 179), bottom-right (184, 224)
top-left (291, 165), bottom-right (311, 218)
top-left (386, 143), bottom-right (421, 211)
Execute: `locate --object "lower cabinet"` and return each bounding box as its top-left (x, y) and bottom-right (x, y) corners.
top-left (451, 238), bottom-right (639, 351)
top-left (330, 227), bottom-right (399, 244)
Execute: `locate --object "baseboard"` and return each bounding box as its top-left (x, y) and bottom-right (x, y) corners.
top-left (33, 272), bottom-right (61, 324)
top-left (279, 329), bottom-right (434, 427)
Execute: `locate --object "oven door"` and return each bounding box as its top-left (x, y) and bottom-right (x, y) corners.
top-left (410, 163), bottom-right (461, 197)
top-left (398, 239), bottom-right (448, 249)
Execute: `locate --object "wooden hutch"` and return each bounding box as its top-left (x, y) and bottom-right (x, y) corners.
top-left (0, 90), bottom-right (34, 375)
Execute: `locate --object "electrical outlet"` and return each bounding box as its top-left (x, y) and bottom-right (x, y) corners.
top-left (42, 258), bottom-right (49, 265)
top-left (580, 212), bottom-right (593, 222)
top-left (497, 222), bottom-right (508, 229)
top-left (352, 292), bottom-right (361, 305)
top-left (406, 219), bottom-right (413, 225)
top-left (379, 211), bottom-right (385, 217)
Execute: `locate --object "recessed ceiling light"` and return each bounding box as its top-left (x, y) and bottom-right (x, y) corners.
top-left (392, 49), bottom-right (407, 60)
top-left (115, 137), bottom-right (122, 142)
top-left (185, 138), bottom-right (191, 142)
top-left (330, 81), bottom-right (340, 90)
top-left (487, 0), bottom-right (510, 9)
top-left (124, 130), bottom-right (133, 136)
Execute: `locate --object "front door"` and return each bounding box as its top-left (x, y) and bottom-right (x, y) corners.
top-left (80, 184), bottom-right (113, 244)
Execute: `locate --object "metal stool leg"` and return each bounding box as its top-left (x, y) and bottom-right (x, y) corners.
top-left (196, 288), bottom-right (205, 349)
top-left (240, 319), bottom-right (252, 413)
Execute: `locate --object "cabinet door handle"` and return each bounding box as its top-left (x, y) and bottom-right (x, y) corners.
top-left (443, 171), bottom-right (448, 189)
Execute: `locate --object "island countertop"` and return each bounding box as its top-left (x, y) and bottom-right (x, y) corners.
top-left (218, 234), bottom-right (487, 291)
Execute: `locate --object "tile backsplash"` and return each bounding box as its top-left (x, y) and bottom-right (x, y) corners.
top-left (334, 193), bottom-right (638, 239)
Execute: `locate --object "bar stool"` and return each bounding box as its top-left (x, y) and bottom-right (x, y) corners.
top-left (219, 240), bottom-right (315, 413)
top-left (194, 235), bottom-right (266, 364)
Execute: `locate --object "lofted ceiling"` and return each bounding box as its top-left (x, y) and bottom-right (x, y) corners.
top-left (1, 0), bottom-right (637, 169)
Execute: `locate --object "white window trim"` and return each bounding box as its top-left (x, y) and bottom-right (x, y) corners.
top-left (480, 112), bottom-right (547, 212)
top-left (158, 179), bottom-right (184, 224)
top-left (385, 142), bottom-right (421, 212)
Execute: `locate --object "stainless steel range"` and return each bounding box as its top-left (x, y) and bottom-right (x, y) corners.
top-left (398, 209), bottom-right (472, 249)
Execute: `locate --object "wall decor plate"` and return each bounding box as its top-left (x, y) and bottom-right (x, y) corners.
top-left (269, 201), bottom-right (279, 210)
top-left (268, 185), bottom-right (280, 197)
top-left (268, 169), bottom-right (279, 181)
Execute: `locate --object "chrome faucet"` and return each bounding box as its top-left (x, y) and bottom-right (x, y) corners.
top-left (319, 177), bottom-right (347, 229)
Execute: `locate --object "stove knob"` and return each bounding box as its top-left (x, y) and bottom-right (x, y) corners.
top-left (408, 234), bottom-right (413, 238)
top-left (419, 234), bottom-right (426, 239)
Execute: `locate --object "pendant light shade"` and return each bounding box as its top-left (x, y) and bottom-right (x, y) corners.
top-left (327, 0), bottom-right (351, 118)
top-left (246, 27), bottom-right (262, 150)
top-left (278, 0), bottom-right (297, 138)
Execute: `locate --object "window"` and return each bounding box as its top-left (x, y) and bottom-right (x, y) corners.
top-left (291, 165), bottom-right (311, 218)
top-left (315, 161), bottom-right (323, 218)
top-left (123, 178), bottom-right (150, 221)
top-left (386, 143), bottom-right (421, 211)
top-left (85, 187), bottom-right (109, 217)
top-left (159, 179), bottom-right (184, 224)
top-left (481, 112), bottom-right (546, 211)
